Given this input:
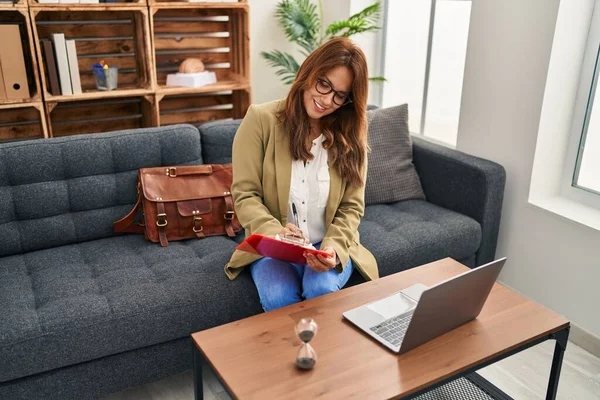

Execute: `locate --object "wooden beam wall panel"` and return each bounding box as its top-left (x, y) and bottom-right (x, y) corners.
top-left (0, 106), bottom-right (44, 141)
top-left (159, 108), bottom-right (232, 125)
top-left (36, 23), bottom-right (134, 38)
top-left (153, 36), bottom-right (230, 51)
top-left (159, 93), bottom-right (233, 111)
top-left (36, 11), bottom-right (132, 22)
top-left (155, 51), bottom-right (230, 69)
top-left (152, 8), bottom-right (227, 19)
top-left (50, 99), bottom-right (141, 122)
top-left (52, 117), bottom-right (141, 137)
top-left (77, 55), bottom-right (137, 72)
top-left (75, 39), bottom-right (136, 56)
top-left (153, 20), bottom-right (229, 34)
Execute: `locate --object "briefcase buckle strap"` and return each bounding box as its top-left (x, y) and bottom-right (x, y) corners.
top-left (156, 213), bottom-right (168, 227)
top-left (166, 167), bottom-right (177, 177)
top-left (193, 217), bottom-right (203, 233)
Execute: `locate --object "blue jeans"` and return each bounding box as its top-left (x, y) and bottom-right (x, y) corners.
top-left (250, 243), bottom-right (353, 312)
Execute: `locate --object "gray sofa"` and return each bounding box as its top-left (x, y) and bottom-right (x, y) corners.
top-left (0, 121), bottom-right (505, 399)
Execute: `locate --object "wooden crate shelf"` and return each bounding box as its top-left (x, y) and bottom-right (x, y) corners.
top-left (0, 1), bottom-right (249, 138)
top-left (0, 102), bottom-right (48, 141)
top-left (46, 95), bottom-right (154, 137)
top-left (30, 7), bottom-right (154, 100)
top-left (0, 9), bottom-right (42, 104)
top-left (150, 5), bottom-right (249, 89)
top-left (157, 89), bottom-right (248, 126)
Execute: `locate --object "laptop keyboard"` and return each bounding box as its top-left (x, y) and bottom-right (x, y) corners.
top-left (370, 313), bottom-right (413, 347)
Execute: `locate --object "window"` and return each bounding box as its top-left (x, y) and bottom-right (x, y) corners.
top-left (381, 0), bottom-right (471, 146)
top-left (572, 47), bottom-right (600, 195)
top-left (565, 1), bottom-right (600, 204)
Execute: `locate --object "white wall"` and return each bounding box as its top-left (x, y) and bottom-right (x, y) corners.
top-left (248, 0), bottom-right (300, 104)
top-left (458, 0), bottom-right (600, 336)
top-left (350, 0), bottom-right (384, 106)
top-left (249, 0), bottom-right (382, 105)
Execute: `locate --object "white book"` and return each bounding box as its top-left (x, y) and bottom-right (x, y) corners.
top-left (58, 0), bottom-right (79, 3)
top-left (50, 33), bottom-right (72, 96)
top-left (166, 72), bottom-right (217, 88)
top-left (65, 40), bottom-right (82, 95)
top-left (79, 0), bottom-right (99, 3)
top-left (37, 0), bottom-right (60, 3)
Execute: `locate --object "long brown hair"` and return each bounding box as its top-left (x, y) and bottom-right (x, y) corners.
top-left (280, 37), bottom-right (369, 187)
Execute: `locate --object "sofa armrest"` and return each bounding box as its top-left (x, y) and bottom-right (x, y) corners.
top-left (411, 136), bottom-right (506, 265)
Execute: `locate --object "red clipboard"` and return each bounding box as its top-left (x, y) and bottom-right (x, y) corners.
top-left (236, 234), bottom-right (331, 264)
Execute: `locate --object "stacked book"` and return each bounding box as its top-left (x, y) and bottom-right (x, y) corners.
top-left (41, 34), bottom-right (82, 96)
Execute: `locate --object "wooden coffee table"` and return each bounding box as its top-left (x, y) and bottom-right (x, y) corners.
top-left (191, 258), bottom-right (570, 399)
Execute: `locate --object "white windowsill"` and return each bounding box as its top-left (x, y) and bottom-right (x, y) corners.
top-left (410, 132), bottom-right (457, 149)
top-left (529, 194), bottom-right (600, 233)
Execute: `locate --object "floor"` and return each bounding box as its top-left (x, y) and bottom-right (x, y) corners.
top-left (105, 340), bottom-right (600, 400)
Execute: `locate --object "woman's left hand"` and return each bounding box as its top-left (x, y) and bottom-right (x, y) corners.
top-left (304, 247), bottom-right (337, 273)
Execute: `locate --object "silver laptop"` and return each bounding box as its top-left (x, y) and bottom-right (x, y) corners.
top-left (343, 258), bottom-right (506, 353)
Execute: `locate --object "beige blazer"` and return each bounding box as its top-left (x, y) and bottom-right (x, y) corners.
top-left (224, 100), bottom-right (378, 281)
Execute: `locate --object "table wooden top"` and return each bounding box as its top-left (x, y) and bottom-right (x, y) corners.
top-left (191, 258), bottom-right (569, 399)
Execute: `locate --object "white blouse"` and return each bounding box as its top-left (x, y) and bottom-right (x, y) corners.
top-left (287, 134), bottom-right (330, 245)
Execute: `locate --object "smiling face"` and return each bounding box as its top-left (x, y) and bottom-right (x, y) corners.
top-left (303, 66), bottom-right (353, 123)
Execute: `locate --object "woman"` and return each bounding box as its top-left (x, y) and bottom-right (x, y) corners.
top-left (225, 37), bottom-right (378, 312)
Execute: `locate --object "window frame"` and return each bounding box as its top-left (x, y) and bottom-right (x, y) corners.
top-left (379, 0), bottom-right (471, 145)
top-left (562, 0), bottom-right (600, 209)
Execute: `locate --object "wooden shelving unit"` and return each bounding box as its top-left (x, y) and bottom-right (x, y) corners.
top-left (148, 2), bottom-right (249, 126)
top-left (30, 7), bottom-right (154, 100)
top-left (0, 102), bottom-right (48, 140)
top-left (0, 0), bottom-right (249, 141)
top-left (46, 95), bottom-right (153, 137)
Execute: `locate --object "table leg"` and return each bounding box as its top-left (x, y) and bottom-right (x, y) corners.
top-left (546, 326), bottom-right (570, 400)
top-left (193, 341), bottom-right (204, 400)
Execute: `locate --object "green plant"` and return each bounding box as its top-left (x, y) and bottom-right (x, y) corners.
top-left (261, 0), bottom-right (384, 84)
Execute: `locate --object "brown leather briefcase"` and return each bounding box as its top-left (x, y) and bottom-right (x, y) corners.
top-left (113, 164), bottom-right (241, 246)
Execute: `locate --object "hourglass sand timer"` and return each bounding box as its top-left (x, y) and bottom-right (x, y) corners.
top-left (295, 318), bottom-right (318, 370)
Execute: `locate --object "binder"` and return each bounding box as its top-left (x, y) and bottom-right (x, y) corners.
top-left (41, 39), bottom-right (61, 96)
top-left (50, 33), bottom-right (72, 96)
top-left (236, 234), bottom-right (331, 265)
top-left (65, 40), bottom-right (82, 95)
top-left (0, 25), bottom-right (30, 100)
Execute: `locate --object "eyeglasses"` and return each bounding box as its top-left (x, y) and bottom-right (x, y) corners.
top-left (315, 78), bottom-right (352, 106)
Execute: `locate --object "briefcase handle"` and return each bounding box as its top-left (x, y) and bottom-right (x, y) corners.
top-left (163, 165), bottom-right (213, 177)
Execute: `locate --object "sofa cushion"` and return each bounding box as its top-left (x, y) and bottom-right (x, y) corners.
top-left (0, 125), bottom-right (203, 258)
top-left (365, 105), bottom-right (425, 205)
top-left (359, 200), bottom-right (481, 277)
top-left (0, 235), bottom-right (262, 383)
top-left (198, 119), bottom-right (242, 164)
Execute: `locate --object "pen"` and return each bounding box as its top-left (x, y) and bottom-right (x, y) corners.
top-left (292, 202), bottom-right (300, 231)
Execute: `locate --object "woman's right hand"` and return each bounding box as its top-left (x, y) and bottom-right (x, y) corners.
top-left (279, 223), bottom-right (307, 242)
